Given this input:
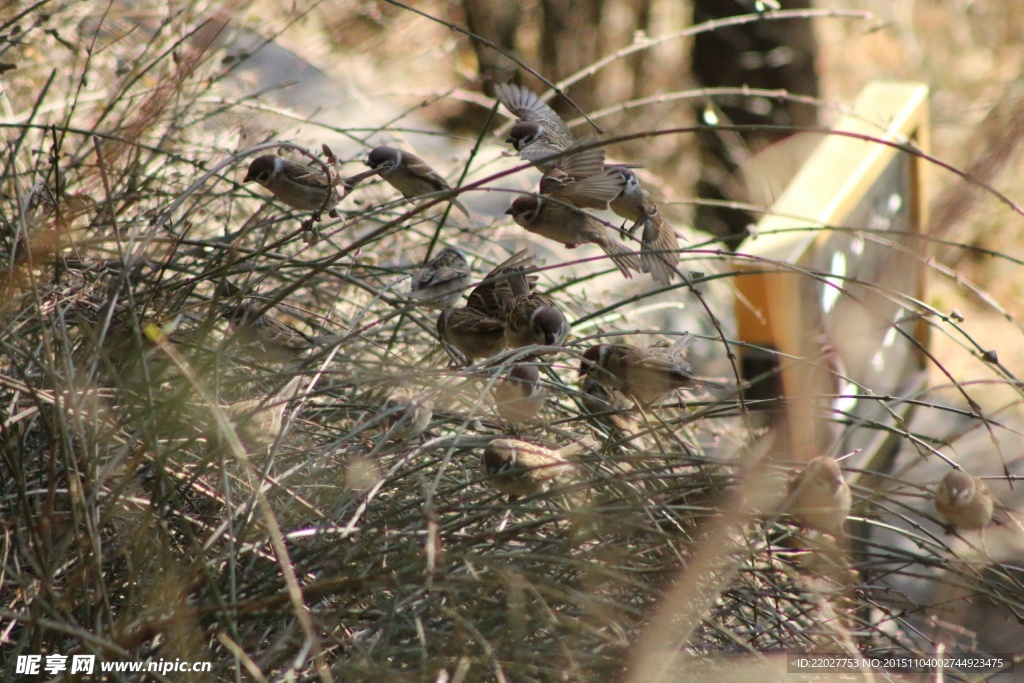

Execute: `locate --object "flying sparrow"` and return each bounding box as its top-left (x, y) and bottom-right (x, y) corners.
top-left (409, 247), bottom-right (472, 310)
top-left (607, 165), bottom-right (681, 285)
top-left (494, 83), bottom-right (576, 172)
top-left (934, 470), bottom-right (994, 531)
top-left (493, 364), bottom-right (546, 424)
top-left (226, 376), bottom-right (304, 448)
top-left (481, 438), bottom-right (588, 498)
top-left (537, 141), bottom-right (623, 211)
top-left (346, 145), bottom-right (469, 217)
top-left (578, 339), bottom-right (719, 406)
top-left (243, 155), bottom-right (343, 217)
top-left (580, 376), bottom-right (638, 437)
top-left (505, 195), bottom-right (641, 278)
top-left (787, 456), bottom-right (853, 535)
top-left (380, 389), bottom-right (434, 441)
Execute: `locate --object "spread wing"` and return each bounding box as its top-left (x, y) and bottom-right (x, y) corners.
top-left (494, 83), bottom-right (573, 141)
top-left (467, 250), bottom-right (536, 314)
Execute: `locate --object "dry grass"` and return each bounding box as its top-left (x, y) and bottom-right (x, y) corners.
top-left (2, 1), bottom-right (1023, 681)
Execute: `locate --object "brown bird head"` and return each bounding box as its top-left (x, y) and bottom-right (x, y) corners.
top-left (934, 469), bottom-right (993, 530)
top-left (505, 195), bottom-right (540, 221)
top-left (365, 145), bottom-right (402, 172)
top-left (482, 441), bottom-right (513, 476)
top-left (506, 121), bottom-right (543, 150)
top-left (507, 363), bottom-right (540, 387)
top-left (579, 344), bottom-right (609, 378)
top-left (244, 155), bottom-right (277, 184)
top-left (531, 305), bottom-right (568, 347)
top-left (936, 470), bottom-right (979, 507)
top-left (801, 456), bottom-right (845, 494)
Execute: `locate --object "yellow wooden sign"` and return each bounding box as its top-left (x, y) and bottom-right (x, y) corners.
top-left (733, 81), bottom-right (930, 458)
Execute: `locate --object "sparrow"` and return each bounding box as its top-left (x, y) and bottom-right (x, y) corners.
top-left (787, 456), bottom-right (852, 535)
top-left (607, 165), bottom-right (681, 286)
top-left (494, 83), bottom-right (575, 172)
top-left (537, 140), bottom-right (623, 211)
top-left (243, 155), bottom-right (343, 217)
top-left (934, 470), bottom-right (994, 531)
top-left (346, 145), bottom-right (469, 217)
top-left (493, 364), bottom-right (546, 424)
top-left (223, 301), bottom-right (315, 363)
top-left (380, 389), bottom-right (434, 441)
top-left (496, 260), bottom-right (569, 350)
top-left (505, 195), bottom-right (641, 278)
top-left (580, 376), bottom-right (638, 437)
top-left (481, 438), bottom-right (588, 498)
top-left (226, 376), bottom-right (303, 448)
top-left (409, 247), bottom-right (472, 310)
top-left (578, 339), bottom-right (719, 406)
top-left (502, 292), bottom-right (568, 351)
top-left (435, 250), bottom-right (535, 361)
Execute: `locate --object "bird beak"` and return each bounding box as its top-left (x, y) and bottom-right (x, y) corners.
top-left (243, 173), bottom-right (254, 183)
top-left (504, 207), bottom-right (515, 215)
